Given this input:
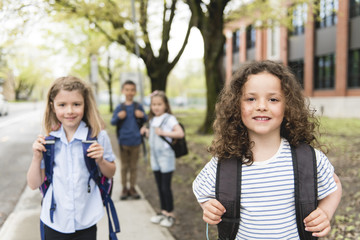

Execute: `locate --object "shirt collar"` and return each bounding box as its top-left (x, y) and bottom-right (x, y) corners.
top-left (50, 121), bottom-right (89, 143)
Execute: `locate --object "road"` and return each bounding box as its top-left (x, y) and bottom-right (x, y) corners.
top-left (0, 101), bottom-right (44, 228)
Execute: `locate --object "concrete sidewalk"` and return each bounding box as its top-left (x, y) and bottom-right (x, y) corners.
top-left (0, 159), bottom-right (175, 240)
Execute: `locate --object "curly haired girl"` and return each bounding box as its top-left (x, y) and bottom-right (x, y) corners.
top-left (193, 60), bottom-right (342, 239)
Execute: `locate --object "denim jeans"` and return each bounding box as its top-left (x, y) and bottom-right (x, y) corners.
top-left (149, 126), bottom-right (175, 173)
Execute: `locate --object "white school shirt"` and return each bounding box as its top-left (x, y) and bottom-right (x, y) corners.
top-left (193, 138), bottom-right (338, 240)
top-left (40, 121), bottom-right (116, 233)
top-left (149, 113), bottom-right (179, 149)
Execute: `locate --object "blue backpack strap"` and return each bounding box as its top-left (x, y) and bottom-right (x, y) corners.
top-left (82, 130), bottom-right (100, 191)
top-left (215, 157), bottom-right (242, 240)
top-left (40, 136), bottom-right (56, 240)
top-left (292, 143), bottom-right (318, 240)
top-left (82, 129), bottom-right (120, 239)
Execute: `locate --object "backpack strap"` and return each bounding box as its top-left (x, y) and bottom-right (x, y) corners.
top-left (82, 130), bottom-right (100, 191)
top-left (82, 129), bottom-right (120, 240)
top-left (292, 143), bottom-right (318, 240)
top-left (215, 157), bottom-right (242, 240)
top-left (215, 143), bottom-right (318, 240)
top-left (40, 136), bottom-right (57, 240)
top-left (159, 115), bottom-right (173, 148)
top-left (41, 136), bottom-right (57, 223)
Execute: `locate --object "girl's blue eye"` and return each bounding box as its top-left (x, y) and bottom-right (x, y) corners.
top-left (270, 98), bottom-right (279, 102)
top-left (247, 98), bottom-right (255, 101)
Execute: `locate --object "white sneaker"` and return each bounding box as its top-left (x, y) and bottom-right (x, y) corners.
top-left (160, 216), bottom-right (175, 227)
top-left (150, 214), bottom-right (166, 224)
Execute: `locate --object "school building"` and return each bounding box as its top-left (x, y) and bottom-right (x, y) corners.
top-left (223, 0), bottom-right (360, 118)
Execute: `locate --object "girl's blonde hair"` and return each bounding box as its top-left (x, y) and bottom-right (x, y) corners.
top-left (43, 76), bottom-right (104, 137)
top-left (209, 60), bottom-right (323, 165)
top-left (148, 90), bottom-right (172, 120)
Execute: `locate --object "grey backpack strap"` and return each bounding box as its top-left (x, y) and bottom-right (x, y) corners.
top-left (215, 157), bottom-right (242, 240)
top-left (292, 143), bottom-right (318, 240)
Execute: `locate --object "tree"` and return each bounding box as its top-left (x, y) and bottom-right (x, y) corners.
top-left (186, 0), bottom-right (318, 134)
top-left (97, 43), bottom-right (125, 113)
top-left (11, 60), bottom-right (48, 100)
top-left (44, 0), bottom-right (194, 92)
top-left (186, 0), bottom-right (230, 134)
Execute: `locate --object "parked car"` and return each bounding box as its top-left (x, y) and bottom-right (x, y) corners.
top-left (0, 94), bottom-right (9, 116)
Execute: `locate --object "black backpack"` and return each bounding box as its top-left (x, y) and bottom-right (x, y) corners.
top-left (216, 143), bottom-right (318, 240)
top-left (116, 101), bottom-right (146, 138)
top-left (160, 116), bottom-right (188, 158)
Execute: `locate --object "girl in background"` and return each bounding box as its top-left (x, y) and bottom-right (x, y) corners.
top-left (27, 76), bottom-right (116, 240)
top-left (141, 90), bottom-right (184, 227)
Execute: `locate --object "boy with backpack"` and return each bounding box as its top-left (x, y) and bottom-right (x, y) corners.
top-left (111, 80), bottom-right (147, 200)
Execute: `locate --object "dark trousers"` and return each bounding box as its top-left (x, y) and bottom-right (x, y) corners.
top-left (153, 170), bottom-right (174, 212)
top-left (44, 224), bottom-right (97, 240)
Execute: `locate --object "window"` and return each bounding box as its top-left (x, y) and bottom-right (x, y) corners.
top-left (348, 49), bottom-right (360, 88)
top-left (317, 0), bottom-right (338, 28)
top-left (288, 60), bottom-right (305, 87)
top-left (350, 0), bottom-right (360, 18)
top-left (290, 3), bottom-right (307, 36)
top-left (314, 54), bottom-right (335, 89)
top-left (232, 30), bottom-right (240, 52)
top-left (246, 25), bottom-right (256, 49)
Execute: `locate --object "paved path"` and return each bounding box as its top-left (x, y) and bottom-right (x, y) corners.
top-left (0, 158), bottom-right (175, 240)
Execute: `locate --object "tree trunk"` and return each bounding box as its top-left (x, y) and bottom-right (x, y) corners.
top-left (198, 39), bottom-right (225, 134)
top-left (196, 2), bottom-right (227, 134)
top-left (146, 61), bottom-right (170, 92)
top-left (108, 81), bottom-right (113, 113)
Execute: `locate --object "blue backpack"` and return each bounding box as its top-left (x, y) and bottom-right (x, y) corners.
top-left (39, 130), bottom-right (120, 240)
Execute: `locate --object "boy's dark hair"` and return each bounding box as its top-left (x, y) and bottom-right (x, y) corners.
top-left (209, 60), bottom-right (323, 165)
top-left (121, 80), bottom-right (137, 89)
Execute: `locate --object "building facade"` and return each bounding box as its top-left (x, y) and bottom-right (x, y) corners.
top-left (223, 0), bottom-right (360, 118)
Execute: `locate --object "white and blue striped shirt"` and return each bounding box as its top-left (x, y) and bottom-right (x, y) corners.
top-left (193, 139), bottom-right (337, 240)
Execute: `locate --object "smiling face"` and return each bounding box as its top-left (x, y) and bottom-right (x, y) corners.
top-left (52, 89), bottom-right (85, 134)
top-left (151, 96), bottom-right (167, 116)
top-left (240, 72), bottom-right (285, 140)
top-left (122, 83), bottom-right (136, 102)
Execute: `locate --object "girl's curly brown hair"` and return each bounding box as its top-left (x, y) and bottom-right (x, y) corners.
top-left (209, 60), bottom-right (324, 165)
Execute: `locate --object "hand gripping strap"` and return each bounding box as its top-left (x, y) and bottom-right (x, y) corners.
top-left (82, 129), bottom-right (120, 239)
top-left (292, 144), bottom-right (318, 240)
top-left (41, 136), bottom-right (56, 223)
top-left (215, 157), bottom-right (242, 240)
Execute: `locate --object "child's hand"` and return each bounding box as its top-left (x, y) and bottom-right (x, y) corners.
top-left (87, 142), bottom-right (104, 164)
top-left (200, 199), bottom-right (226, 225)
top-left (117, 110), bottom-right (126, 120)
top-left (155, 127), bottom-right (164, 136)
top-left (32, 135), bottom-right (46, 160)
top-left (304, 207), bottom-right (331, 237)
top-left (140, 126), bottom-right (148, 137)
top-left (134, 109), bottom-right (144, 118)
